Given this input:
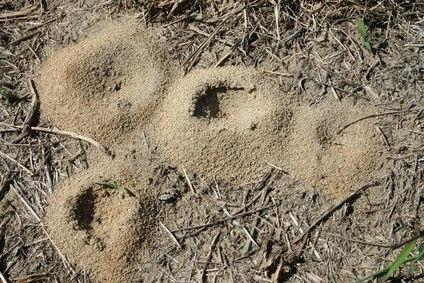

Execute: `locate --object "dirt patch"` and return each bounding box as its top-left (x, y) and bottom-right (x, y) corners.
top-left (37, 21), bottom-right (176, 146)
top-left (285, 99), bottom-right (385, 199)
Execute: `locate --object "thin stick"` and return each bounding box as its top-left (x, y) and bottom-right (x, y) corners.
top-left (233, 170), bottom-right (273, 215)
top-left (172, 204), bottom-right (275, 233)
top-left (31, 126), bottom-right (112, 156)
top-left (10, 184), bottom-right (75, 274)
top-left (222, 207), bottom-right (259, 248)
top-left (327, 233), bottom-right (394, 248)
top-left (266, 162), bottom-right (289, 175)
top-left (243, 186), bottom-right (270, 254)
top-left (12, 79), bottom-right (39, 143)
top-left (337, 109), bottom-right (420, 134)
top-left (159, 222), bottom-right (182, 249)
top-left (182, 167), bottom-right (195, 194)
top-left (9, 30), bottom-right (41, 45)
top-left (0, 175), bottom-right (10, 201)
top-left (213, 39), bottom-right (242, 68)
top-left (0, 270), bottom-right (7, 283)
top-left (25, 79), bottom-right (39, 125)
top-left (293, 181), bottom-right (379, 244)
top-left (391, 229), bottom-right (424, 249)
top-left (183, 8), bottom-right (242, 72)
top-left (201, 232), bottom-right (220, 283)
top-left (332, 230), bottom-right (424, 249)
top-left (0, 4), bottom-right (38, 20)
top-left (3, 123), bottom-right (112, 157)
top-left (0, 150), bottom-right (34, 176)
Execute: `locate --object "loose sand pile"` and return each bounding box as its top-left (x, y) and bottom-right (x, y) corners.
top-left (37, 21), bottom-right (176, 146)
top-left (40, 21), bottom-right (386, 282)
top-left (45, 161), bottom-right (158, 282)
top-left (285, 100), bottom-right (384, 199)
top-left (151, 66), bottom-right (383, 195)
top-left (150, 66), bottom-right (295, 182)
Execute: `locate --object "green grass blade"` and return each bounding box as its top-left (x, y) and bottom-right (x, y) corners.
top-left (414, 243), bottom-right (424, 262)
top-left (356, 19), bottom-right (368, 40)
top-left (95, 181), bottom-right (123, 191)
top-left (356, 18), bottom-right (372, 52)
top-left (385, 239), bottom-right (417, 279)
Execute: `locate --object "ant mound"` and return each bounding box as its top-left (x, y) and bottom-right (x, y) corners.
top-left (151, 66), bottom-right (294, 183)
top-left (45, 164), bottom-right (158, 282)
top-left (37, 21), bottom-right (175, 146)
top-left (285, 99), bottom-right (385, 199)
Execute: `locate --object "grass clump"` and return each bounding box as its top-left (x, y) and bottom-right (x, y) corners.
top-left (357, 230), bottom-right (424, 282)
top-left (356, 18), bottom-right (372, 53)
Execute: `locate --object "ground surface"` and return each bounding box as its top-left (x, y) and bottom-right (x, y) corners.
top-left (0, 0), bottom-right (423, 282)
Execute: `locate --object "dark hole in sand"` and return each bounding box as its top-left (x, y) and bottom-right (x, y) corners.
top-left (71, 188), bottom-right (95, 230)
top-left (193, 86), bottom-right (244, 119)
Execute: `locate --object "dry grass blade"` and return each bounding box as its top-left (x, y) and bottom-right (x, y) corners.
top-left (0, 270), bottom-right (8, 283)
top-left (337, 109), bottom-right (421, 134)
top-left (2, 122), bottom-right (113, 157)
top-left (10, 185), bottom-right (75, 274)
top-left (171, 204), bottom-right (275, 233)
top-left (159, 222), bottom-right (182, 249)
top-left (30, 126), bottom-right (113, 157)
top-left (0, 150), bottom-right (34, 176)
top-left (182, 167), bottom-right (195, 194)
top-left (200, 231), bottom-right (220, 282)
top-left (0, 5), bottom-right (38, 20)
top-left (293, 181), bottom-right (380, 244)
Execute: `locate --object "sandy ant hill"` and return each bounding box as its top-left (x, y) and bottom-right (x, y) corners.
top-left (37, 21), bottom-right (385, 282)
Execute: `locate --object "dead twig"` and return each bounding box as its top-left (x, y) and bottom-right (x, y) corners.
top-left (233, 169), bottom-right (273, 215)
top-left (159, 222), bottom-right (182, 249)
top-left (12, 79), bottom-right (39, 143)
top-left (9, 30), bottom-right (41, 46)
top-left (182, 167), bottom-right (195, 194)
top-left (10, 184), bottom-right (75, 274)
top-left (0, 175), bottom-right (11, 202)
top-left (337, 109), bottom-right (421, 134)
top-left (2, 123), bottom-right (112, 157)
top-left (183, 20), bottom-right (228, 72)
top-left (293, 180), bottom-right (379, 244)
top-left (200, 232), bottom-right (220, 283)
top-left (32, 126), bottom-right (112, 156)
top-left (172, 204), bottom-right (275, 233)
top-left (222, 207), bottom-right (259, 249)
top-left (0, 150), bottom-right (34, 176)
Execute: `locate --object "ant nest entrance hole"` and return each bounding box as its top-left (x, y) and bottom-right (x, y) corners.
top-left (71, 188), bottom-right (96, 231)
top-left (192, 83), bottom-right (254, 120)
